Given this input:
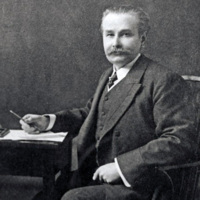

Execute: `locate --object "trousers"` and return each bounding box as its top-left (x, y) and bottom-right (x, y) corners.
top-left (61, 184), bottom-right (150, 200)
top-left (32, 169), bottom-right (150, 200)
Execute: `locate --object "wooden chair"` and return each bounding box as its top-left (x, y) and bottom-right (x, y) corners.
top-left (151, 75), bottom-right (200, 200)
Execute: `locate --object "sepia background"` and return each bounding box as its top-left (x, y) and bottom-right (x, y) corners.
top-left (0, 0), bottom-right (200, 199)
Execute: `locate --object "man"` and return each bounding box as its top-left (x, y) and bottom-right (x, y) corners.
top-left (20, 6), bottom-right (197, 200)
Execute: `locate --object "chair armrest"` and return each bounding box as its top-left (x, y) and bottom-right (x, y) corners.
top-left (158, 161), bottom-right (200, 171)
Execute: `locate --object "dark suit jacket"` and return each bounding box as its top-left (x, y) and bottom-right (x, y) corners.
top-left (52, 55), bottom-right (198, 195)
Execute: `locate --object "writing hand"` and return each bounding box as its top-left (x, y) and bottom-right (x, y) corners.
top-left (92, 163), bottom-right (120, 184)
top-left (20, 114), bottom-right (50, 134)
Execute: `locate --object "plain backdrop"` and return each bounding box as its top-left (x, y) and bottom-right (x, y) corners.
top-left (0, 0), bottom-right (200, 128)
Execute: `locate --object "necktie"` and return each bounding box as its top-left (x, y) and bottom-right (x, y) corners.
top-left (108, 72), bottom-right (118, 88)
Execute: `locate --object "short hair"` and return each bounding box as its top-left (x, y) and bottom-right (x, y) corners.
top-left (100, 6), bottom-right (150, 36)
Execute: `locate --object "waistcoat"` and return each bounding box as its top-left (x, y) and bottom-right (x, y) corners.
top-left (95, 77), bottom-right (128, 165)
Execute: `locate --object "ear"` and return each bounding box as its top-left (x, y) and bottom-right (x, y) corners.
top-left (140, 32), bottom-right (147, 44)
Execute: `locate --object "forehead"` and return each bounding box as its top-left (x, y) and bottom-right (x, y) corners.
top-left (102, 13), bottom-right (139, 32)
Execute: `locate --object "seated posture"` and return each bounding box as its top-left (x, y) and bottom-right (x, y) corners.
top-left (20, 6), bottom-right (198, 200)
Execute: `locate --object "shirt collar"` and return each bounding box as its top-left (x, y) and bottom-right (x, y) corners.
top-left (112, 53), bottom-right (141, 80)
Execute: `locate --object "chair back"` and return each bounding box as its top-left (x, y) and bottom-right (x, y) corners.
top-left (152, 75), bottom-right (200, 200)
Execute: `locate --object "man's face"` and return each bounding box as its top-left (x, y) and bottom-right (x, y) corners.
top-left (102, 13), bottom-right (144, 68)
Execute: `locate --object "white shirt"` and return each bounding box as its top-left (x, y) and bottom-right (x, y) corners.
top-left (108, 53), bottom-right (141, 91)
top-left (46, 53), bottom-right (141, 187)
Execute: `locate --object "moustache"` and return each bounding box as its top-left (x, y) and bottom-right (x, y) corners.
top-left (108, 49), bottom-right (131, 55)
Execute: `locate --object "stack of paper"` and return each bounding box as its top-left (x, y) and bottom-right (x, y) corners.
top-left (0, 130), bottom-right (68, 142)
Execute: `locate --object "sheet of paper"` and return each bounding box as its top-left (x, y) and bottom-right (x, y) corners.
top-left (0, 129), bottom-right (68, 142)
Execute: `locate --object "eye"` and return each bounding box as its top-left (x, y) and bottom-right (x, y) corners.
top-left (106, 33), bottom-right (114, 37)
top-left (122, 32), bottom-right (132, 37)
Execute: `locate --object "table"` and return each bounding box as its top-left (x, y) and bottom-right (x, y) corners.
top-left (0, 134), bottom-right (72, 200)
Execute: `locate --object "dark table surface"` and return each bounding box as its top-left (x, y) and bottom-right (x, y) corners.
top-left (0, 133), bottom-right (72, 200)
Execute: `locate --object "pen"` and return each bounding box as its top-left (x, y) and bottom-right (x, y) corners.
top-left (9, 110), bottom-right (39, 131)
top-left (9, 110), bottom-right (23, 120)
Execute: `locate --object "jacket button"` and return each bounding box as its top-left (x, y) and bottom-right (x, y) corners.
top-left (115, 131), bottom-right (120, 137)
top-left (104, 96), bottom-right (108, 101)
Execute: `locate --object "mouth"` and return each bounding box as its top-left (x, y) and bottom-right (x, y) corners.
top-left (109, 51), bottom-right (129, 56)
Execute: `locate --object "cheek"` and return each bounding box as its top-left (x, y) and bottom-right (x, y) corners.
top-left (127, 41), bottom-right (141, 51)
top-left (103, 41), bottom-right (111, 52)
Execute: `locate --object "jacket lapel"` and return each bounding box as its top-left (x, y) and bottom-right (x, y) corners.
top-left (84, 67), bottom-right (112, 124)
top-left (101, 55), bottom-right (149, 137)
top-left (77, 67), bottom-right (112, 148)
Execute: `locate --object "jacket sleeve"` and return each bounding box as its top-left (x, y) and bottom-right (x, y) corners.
top-left (51, 69), bottom-right (109, 135)
top-left (51, 97), bottom-right (93, 135)
top-left (116, 73), bottom-right (198, 186)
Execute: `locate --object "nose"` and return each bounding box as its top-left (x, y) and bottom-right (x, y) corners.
top-left (112, 35), bottom-right (121, 49)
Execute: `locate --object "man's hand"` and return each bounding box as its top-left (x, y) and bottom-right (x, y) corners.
top-left (20, 114), bottom-right (50, 134)
top-left (92, 163), bottom-right (120, 184)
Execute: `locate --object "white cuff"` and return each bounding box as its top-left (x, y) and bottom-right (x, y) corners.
top-left (43, 114), bottom-right (56, 131)
top-left (114, 158), bottom-right (131, 187)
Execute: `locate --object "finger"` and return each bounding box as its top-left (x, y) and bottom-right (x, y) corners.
top-left (103, 176), bottom-right (108, 183)
top-left (22, 117), bottom-right (40, 132)
top-left (23, 114), bottom-right (40, 123)
top-left (97, 170), bottom-right (104, 182)
top-left (23, 116), bottom-right (35, 124)
top-left (19, 119), bottom-right (26, 126)
top-left (22, 126), bottom-right (35, 133)
top-left (92, 168), bottom-right (100, 180)
top-left (23, 125), bottom-right (35, 132)
top-left (21, 121), bottom-right (37, 133)
top-left (25, 127), bottom-right (39, 134)
top-left (102, 175), bottom-right (106, 182)
top-left (20, 120), bottom-right (30, 128)
top-left (22, 114), bottom-right (33, 120)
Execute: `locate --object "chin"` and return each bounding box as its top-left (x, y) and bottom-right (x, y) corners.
top-left (107, 57), bottom-right (126, 64)
top-left (108, 57), bottom-right (130, 67)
